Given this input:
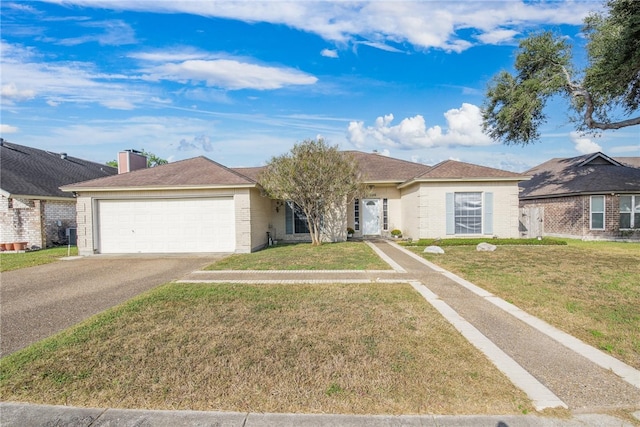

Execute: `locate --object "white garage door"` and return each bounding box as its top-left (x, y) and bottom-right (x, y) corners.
top-left (98, 198), bottom-right (235, 253)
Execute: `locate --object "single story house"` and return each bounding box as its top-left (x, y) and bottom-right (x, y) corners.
top-left (0, 139), bottom-right (117, 249)
top-left (519, 152), bottom-right (640, 240)
top-left (62, 150), bottom-right (528, 255)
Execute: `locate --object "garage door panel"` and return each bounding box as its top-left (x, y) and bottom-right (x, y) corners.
top-left (98, 198), bottom-right (235, 253)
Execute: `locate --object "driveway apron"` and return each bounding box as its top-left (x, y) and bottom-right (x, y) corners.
top-left (0, 255), bottom-right (218, 357)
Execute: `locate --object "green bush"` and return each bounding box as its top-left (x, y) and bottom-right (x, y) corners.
top-left (403, 237), bottom-right (567, 247)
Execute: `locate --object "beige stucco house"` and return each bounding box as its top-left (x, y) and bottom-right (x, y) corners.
top-left (62, 150), bottom-right (528, 255)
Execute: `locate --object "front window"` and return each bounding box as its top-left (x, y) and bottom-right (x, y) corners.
top-left (354, 199), bottom-right (360, 231)
top-left (285, 201), bottom-right (310, 234)
top-left (455, 192), bottom-right (482, 234)
top-left (383, 198), bottom-right (388, 231)
top-left (590, 196), bottom-right (605, 230)
top-left (620, 195), bottom-right (640, 229)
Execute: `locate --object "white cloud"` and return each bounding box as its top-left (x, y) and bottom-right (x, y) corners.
top-left (1, 82), bottom-right (36, 102)
top-left (56, 19), bottom-right (136, 46)
top-left (476, 29), bottom-right (519, 44)
top-left (0, 124), bottom-right (19, 133)
top-left (321, 49), bottom-right (338, 58)
top-left (570, 132), bottom-right (602, 154)
top-left (1, 42), bottom-right (148, 109)
top-left (50, 1), bottom-right (598, 52)
top-left (139, 59), bottom-right (318, 90)
top-left (347, 103), bottom-right (495, 149)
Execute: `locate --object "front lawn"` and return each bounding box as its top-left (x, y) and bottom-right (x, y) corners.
top-left (0, 282), bottom-right (532, 415)
top-left (206, 241), bottom-right (389, 270)
top-left (410, 239), bottom-right (640, 369)
top-left (0, 246), bottom-right (78, 272)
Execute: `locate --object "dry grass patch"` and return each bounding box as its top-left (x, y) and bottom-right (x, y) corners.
top-left (412, 240), bottom-right (640, 369)
top-left (206, 241), bottom-right (389, 270)
top-left (1, 283), bottom-right (532, 415)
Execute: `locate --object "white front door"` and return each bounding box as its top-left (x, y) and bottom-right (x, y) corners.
top-left (362, 199), bottom-right (381, 235)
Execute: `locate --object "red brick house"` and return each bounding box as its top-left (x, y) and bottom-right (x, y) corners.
top-left (519, 152), bottom-right (640, 240)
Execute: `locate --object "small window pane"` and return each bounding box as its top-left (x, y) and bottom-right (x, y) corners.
top-left (620, 196), bottom-right (632, 213)
top-left (592, 213), bottom-right (604, 229)
top-left (620, 213), bottom-right (631, 229)
top-left (591, 196), bottom-right (604, 211)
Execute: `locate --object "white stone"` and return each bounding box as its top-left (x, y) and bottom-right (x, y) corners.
top-left (477, 242), bottom-right (497, 252)
top-left (424, 245), bottom-right (445, 254)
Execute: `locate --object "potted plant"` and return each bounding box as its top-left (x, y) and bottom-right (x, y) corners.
top-left (347, 227), bottom-right (355, 238)
top-left (390, 229), bottom-right (402, 239)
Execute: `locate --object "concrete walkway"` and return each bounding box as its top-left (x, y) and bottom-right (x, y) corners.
top-left (2, 241), bottom-right (639, 426)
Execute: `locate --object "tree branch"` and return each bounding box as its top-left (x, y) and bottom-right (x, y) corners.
top-left (560, 65), bottom-right (640, 130)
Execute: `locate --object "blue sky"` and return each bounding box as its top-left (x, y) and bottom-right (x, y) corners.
top-left (1, 1), bottom-right (638, 172)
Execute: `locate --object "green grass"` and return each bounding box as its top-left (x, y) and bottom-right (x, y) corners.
top-left (0, 282), bottom-right (532, 415)
top-left (410, 239), bottom-right (640, 369)
top-left (0, 246), bottom-right (78, 272)
top-left (206, 241), bottom-right (390, 270)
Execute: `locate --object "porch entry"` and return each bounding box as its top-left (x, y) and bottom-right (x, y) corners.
top-left (362, 199), bottom-right (381, 235)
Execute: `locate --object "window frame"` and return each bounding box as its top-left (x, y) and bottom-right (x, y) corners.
top-left (285, 201), bottom-right (310, 234)
top-left (619, 195), bottom-right (640, 229)
top-left (590, 195), bottom-right (605, 230)
top-left (454, 192), bottom-right (483, 235)
top-left (354, 199), bottom-right (360, 231)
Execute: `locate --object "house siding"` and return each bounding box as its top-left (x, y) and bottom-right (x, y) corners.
top-left (416, 182), bottom-right (520, 238)
top-left (74, 188), bottom-right (254, 255)
top-left (248, 188), bottom-right (272, 252)
top-left (400, 185), bottom-right (420, 241)
top-left (520, 194), bottom-right (639, 240)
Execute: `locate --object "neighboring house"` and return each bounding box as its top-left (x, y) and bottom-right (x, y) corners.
top-left (0, 139), bottom-right (117, 248)
top-left (62, 151), bottom-right (528, 255)
top-left (519, 152), bottom-right (640, 240)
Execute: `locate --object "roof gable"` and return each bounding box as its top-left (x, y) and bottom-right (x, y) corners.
top-left (0, 141), bottom-right (117, 199)
top-left (520, 152), bottom-right (640, 199)
top-left (63, 156), bottom-right (256, 190)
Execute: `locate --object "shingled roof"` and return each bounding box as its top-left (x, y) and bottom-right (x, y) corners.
top-left (0, 140), bottom-right (117, 199)
top-left (519, 152), bottom-right (640, 199)
top-left (62, 156), bottom-right (256, 191)
top-left (414, 159), bottom-right (526, 180)
top-left (232, 151), bottom-right (432, 184)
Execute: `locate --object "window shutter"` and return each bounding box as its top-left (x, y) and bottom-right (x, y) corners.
top-left (446, 193), bottom-right (454, 235)
top-left (484, 192), bottom-right (493, 235)
top-left (285, 201), bottom-right (293, 234)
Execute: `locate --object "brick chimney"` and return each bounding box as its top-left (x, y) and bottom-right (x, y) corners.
top-left (118, 150), bottom-right (147, 174)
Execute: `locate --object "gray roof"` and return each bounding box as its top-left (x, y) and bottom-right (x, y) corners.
top-left (520, 152), bottom-right (640, 199)
top-left (0, 140), bottom-right (117, 199)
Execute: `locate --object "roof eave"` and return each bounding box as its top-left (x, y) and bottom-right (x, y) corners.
top-left (61, 183), bottom-right (258, 193)
top-left (0, 192), bottom-right (73, 201)
top-left (398, 176), bottom-right (530, 189)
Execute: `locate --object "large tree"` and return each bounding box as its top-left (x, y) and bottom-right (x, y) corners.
top-left (482, 0), bottom-right (640, 146)
top-left (259, 139), bottom-right (364, 246)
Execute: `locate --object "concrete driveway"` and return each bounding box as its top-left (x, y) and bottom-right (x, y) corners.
top-left (0, 254), bottom-right (223, 357)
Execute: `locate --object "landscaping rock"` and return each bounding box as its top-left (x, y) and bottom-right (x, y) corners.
top-left (424, 245), bottom-right (445, 254)
top-left (477, 242), bottom-right (497, 252)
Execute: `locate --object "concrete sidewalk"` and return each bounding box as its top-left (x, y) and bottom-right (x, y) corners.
top-left (2, 241), bottom-right (639, 426)
top-left (2, 402), bottom-right (636, 427)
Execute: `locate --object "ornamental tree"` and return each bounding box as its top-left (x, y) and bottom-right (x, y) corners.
top-left (482, 0), bottom-right (640, 146)
top-left (259, 139), bottom-right (364, 245)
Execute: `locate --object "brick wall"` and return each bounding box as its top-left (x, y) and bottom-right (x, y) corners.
top-left (520, 194), bottom-right (638, 240)
top-left (0, 197), bottom-right (44, 248)
top-left (0, 197), bottom-right (77, 248)
top-left (43, 200), bottom-right (77, 246)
